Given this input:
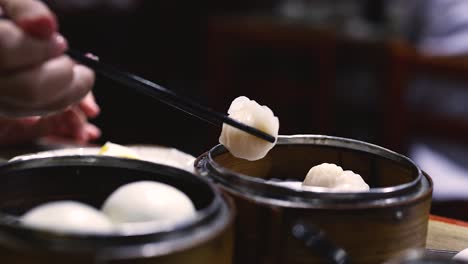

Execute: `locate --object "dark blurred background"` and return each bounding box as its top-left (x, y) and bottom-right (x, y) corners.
top-left (45, 0), bottom-right (468, 221)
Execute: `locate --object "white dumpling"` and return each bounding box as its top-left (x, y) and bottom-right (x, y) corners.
top-left (333, 171), bottom-right (370, 191)
top-left (101, 181), bottom-right (196, 225)
top-left (303, 163), bottom-right (369, 192)
top-left (454, 248), bottom-right (468, 261)
top-left (303, 163), bottom-right (343, 188)
top-left (219, 96), bottom-right (279, 161)
top-left (22, 201), bottom-right (114, 234)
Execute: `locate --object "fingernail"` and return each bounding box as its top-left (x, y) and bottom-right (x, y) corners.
top-left (83, 93), bottom-right (100, 115)
top-left (49, 33), bottom-right (68, 57)
top-left (90, 99), bottom-right (100, 115)
top-left (17, 15), bottom-right (58, 39)
top-left (88, 125), bottom-right (101, 139)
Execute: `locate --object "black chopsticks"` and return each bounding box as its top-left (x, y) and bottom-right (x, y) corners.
top-left (67, 49), bottom-right (276, 143)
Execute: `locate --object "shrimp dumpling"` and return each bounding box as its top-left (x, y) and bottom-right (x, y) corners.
top-left (22, 201), bottom-right (114, 234)
top-left (102, 181), bottom-right (196, 225)
top-left (219, 96), bottom-right (279, 161)
top-left (303, 163), bottom-right (343, 187)
top-left (303, 163), bottom-right (369, 192)
top-left (334, 170), bottom-right (369, 192)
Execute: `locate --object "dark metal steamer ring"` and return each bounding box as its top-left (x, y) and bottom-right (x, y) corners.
top-left (201, 135), bottom-right (426, 209)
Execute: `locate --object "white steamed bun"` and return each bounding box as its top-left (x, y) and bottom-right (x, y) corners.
top-left (303, 163), bottom-right (369, 192)
top-left (219, 96), bottom-right (279, 161)
top-left (22, 201), bottom-right (114, 234)
top-left (101, 181), bottom-right (196, 225)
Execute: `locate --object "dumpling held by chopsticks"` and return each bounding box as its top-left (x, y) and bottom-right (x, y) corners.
top-left (219, 96), bottom-right (279, 161)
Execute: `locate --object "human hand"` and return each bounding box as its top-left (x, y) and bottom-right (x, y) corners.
top-left (0, 93), bottom-right (101, 146)
top-left (0, 0), bottom-right (95, 117)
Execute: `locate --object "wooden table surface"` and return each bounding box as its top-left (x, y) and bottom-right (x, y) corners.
top-left (427, 215), bottom-right (468, 253)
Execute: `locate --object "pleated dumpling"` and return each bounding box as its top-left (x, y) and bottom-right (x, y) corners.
top-left (219, 96), bottom-right (279, 161)
top-left (303, 163), bottom-right (369, 192)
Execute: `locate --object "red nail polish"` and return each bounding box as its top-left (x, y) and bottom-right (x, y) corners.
top-left (17, 15), bottom-right (58, 39)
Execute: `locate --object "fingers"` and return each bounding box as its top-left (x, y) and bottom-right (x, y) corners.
top-left (0, 56), bottom-right (95, 117)
top-left (0, 0), bottom-right (66, 72)
top-left (78, 92), bottom-right (100, 118)
top-left (84, 123), bottom-right (101, 141)
top-left (32, 64), bottom-right (95, 115)
top-left (0, 20), bottom-right (67, 71)
top-left (77, 57), bottom-right (100, 118)
top-left (0, 0), bottom-right (54, 21)
top-left (0, 0), bottom-right (57, 39)
top-left (0, 0), bottom-right (99, 121)
top-left (0, 56), bottom-right (75, 112)
top-left (0, 107), bottom-right (101, 146)
top-left (67, 107), bottom-right (87, 141)
top-left (64, 64), bottom-right (96, 110)
top-left (45, 107), bottom-right (101, 143)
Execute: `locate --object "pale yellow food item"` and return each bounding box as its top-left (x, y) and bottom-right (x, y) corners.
top-left (303, 163), bottom-right (369, 192)
top-left (102, 181), bottom-right (196, 225)
top-left (219, 96), bottom-right (279, 161)
top-left (22, 201), bottom-right (114, 234)
top-left (98, 142), bottom-right (139, 159)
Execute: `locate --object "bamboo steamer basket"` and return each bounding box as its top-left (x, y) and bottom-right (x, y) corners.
top-left (196, 135), bottom-right (433, 264)
top-left (0, 156), bottom-right (234, 264)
